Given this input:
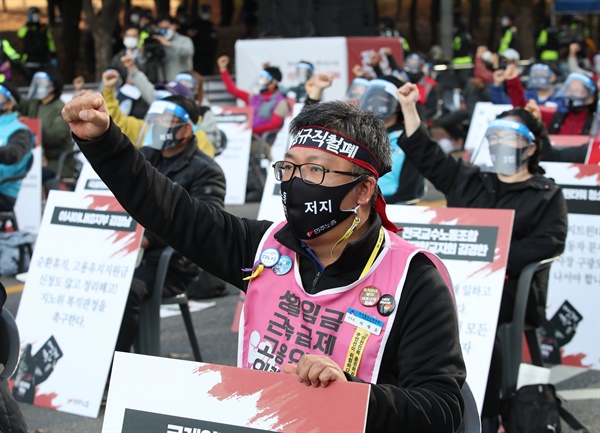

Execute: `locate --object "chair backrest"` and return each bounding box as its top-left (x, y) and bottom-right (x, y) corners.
top-left (497, 256), bottom-right (561, 399)
top-left (458, 381), bottom-right (481, 433)
top-left (215, 129), bottom-right (228, 156)
top-left (0, 307), bottom-right (21, 380)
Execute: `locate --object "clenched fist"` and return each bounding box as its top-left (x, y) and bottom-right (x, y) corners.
top-left (61, 91), bottom-right (110, 141)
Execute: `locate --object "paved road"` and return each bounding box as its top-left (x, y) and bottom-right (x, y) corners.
top-left (3, 201), bottom-right (599, 432)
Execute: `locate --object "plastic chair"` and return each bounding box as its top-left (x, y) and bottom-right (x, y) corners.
top-left (457, 381), bottom-right (481, 433)
top-left (45, 149), bottom-right (81, 192)
top-left (135, 247), bottom-right (203, 362)
top-left (0, 307), bottom-right (20, 380)
top-left (497, 256), bottom-right (561, 400)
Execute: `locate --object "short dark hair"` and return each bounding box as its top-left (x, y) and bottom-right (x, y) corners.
top-left (122, 24), bottom-right (140, 35)
top-left (290, 101), bottom-right (392, 207)
top-left (156, 14), bottom-right (175, 25)
top-left (497, 108), bottom-right (546, 175)
top-left (164, 95), bottom-right (199, 124)
top-left (264, 67), bottom-right (282, 83)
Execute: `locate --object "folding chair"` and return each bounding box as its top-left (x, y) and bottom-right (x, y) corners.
top-left (497, 256), bottom-right (561, 400)
top-left (457, 381), bottom-right (481, 433)
top-left (0, 307), bottom-right (20, 381)
top-left (135, 247), bottom-right (203, 361)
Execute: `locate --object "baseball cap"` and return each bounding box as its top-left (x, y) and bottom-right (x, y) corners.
top-left (154, 81), bottom-right (193, 100)
top-left (500, 48), bottom-right (520, 62)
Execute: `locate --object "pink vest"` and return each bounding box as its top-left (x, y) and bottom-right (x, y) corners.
top-left (238, 222), bottom-right (453, 383)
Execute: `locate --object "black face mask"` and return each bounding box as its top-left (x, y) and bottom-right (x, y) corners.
top-left (280, 175), bottom-right (365, 240)
top-left (151, 123), bottom-right (186, 151)
top-left (488, 143), bottom-right (531, 175)
top-left (564, 97), bottom-right (591, 112)
top-left (406, 71), bottom-right (423, 84)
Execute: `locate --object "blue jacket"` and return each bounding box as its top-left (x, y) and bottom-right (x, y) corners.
top-left (379, 129), bottom-right (405, 197)
top-left (0, 112), bottom-right (34, 198)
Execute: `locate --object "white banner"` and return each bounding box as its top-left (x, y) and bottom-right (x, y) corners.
top-left (235, 38), bottom-right (349, 102)
top-left (75, 162), bottom-right (111, 195)
top-left (464, 102), bottom-right (513, 152)
top-left (539, 162), bottom-right (600, 370)
top-left (14, 118), bottom-right (43, 234)
top-left (213, 106), bottom-right (253, 205)
top-left (11, 190), bottom-right (143, 417)
top-left (103, 352), bottom-right (370, 433)
top-left (386, 205), bottom-right (513, 413)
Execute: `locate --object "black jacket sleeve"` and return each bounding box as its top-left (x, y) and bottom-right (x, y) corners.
top-left (348, 254), bottom-right (466, 433)
top-left (0, 130), bottom-right (31, 165)
top-left (74, 121), bottom-right (272, 289)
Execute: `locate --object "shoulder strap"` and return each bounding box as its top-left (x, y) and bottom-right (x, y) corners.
top-left (558, 399), bottom-right (590, 433)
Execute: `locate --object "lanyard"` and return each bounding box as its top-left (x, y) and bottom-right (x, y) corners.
top-left (359, 228), bottom-right (385, 279)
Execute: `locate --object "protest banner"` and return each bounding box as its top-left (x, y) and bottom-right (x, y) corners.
top-left (75, 162), bottom-right (111, 195)
top-left (463, 102), bottom-right (513, 154)
top-left (103, 352), bottom-right (370, 433)
top-left (346, 37), bottom-right (405, 79)
top-left (213, 106), bottom-right (253, 205)
top-left (386, 205), bottom-right (513, 412)
top-left (14, 118), bottom-right (43, 234)
top-left (539, 162), bottom-right (600, 370)
top-left (10, 190), bottom-right (143, 417)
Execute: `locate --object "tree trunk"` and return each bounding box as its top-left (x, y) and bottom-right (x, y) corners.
top-left (155, 0), bottom-right (171, 17)
top-left (519, 0), bottom-right (535, 59)
top-left (395, 0), bottom-right (403, 22)
top-left (469, 0), bottom-right (480, 34)
top-left (430, 0), bottom-right (440, 49)
top-left (60, 0), bottom-right (82, 82)
top-left (83, 0), bottom-right (122, 81)
top-left (409, 0), bottom-right (418, 45)
top-left (488, 0), bottom-right (500, 49)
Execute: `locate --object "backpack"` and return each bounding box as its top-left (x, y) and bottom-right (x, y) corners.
top-left (504, 384), bottom-right (590, 433)
top-left (0, 231), bottom-right (34, 277)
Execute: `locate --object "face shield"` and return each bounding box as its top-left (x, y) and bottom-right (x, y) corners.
top-left (0, 85), bottom-right (15, 113)
top-left (254, 70), bottom-right (273, 93)
top-left (175, 73), bottom-right (198, 95)
top-left (27, 72), bottom-right (53, 101)
top-left (295, 62), bottom-right (314, 84)
top-left (471, 119), bottom-right (536, 175)
top-left (346, 78), bottom-right (369, 100)
top-left (359, 79), bottom-right (400, 122)
top-left (528, 64), bottom-right (554, 90)
top-left (134, 100), bottom-right (193, 151)
top-left (557, 73), bottom-right (597, 110)
top-left (403, 55), bottom-right (425, 83)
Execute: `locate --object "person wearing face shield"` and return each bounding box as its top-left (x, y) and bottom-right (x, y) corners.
top-left (542, 72), bottom-right (598, 135)
top-left (100, 68), bottom-right (214, 157)
top-left (360, 76), bottom-right (424, 203)
top-left (0, 83), bottom-right (34, 212)
top-left (218, 55), bottom-right (290, 136)
top-left (17, 7), bottom-right (57, 80)
top-left (283, 60), bottom-right (314, 103)
top-left (114, 95), bottom-right (226, 354)
top-left (397, 82), bottom-right (567, 432)
top-left (142, 15), bottom-right (194, 82)
top-left (398, 54), bottom-right (439, 120)
top-left (502, 63), bottom-right (563, 110)
top-left (64, 90), bottom-right (466, 433)
top-left (18, 69), bottom-right (73, 186)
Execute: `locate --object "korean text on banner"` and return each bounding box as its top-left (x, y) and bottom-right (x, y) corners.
top-left (11, 190), bottom-right (143, 418)
top-left (387, 205), bottom-right (514, 413)
top-left (539, 162), bottom-right (600, 370)
top-left (103, 352), bottom-right (370, 433)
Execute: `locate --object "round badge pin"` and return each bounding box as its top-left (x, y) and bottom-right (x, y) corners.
top-left (273, 255), bottom-right (293, 276)
top-left (360, 286), bottom-right (380, 307)
top-left (260, 248), bottom-right (280, 268)
top-left (377, 294), bottom-right (396, 316)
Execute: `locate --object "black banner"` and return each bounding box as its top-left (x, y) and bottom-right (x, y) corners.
top-left (559, 184), bottom-right (600, 215)
top-left (51, 207), bottom-right (136, 232)
top-left (396, 223), bottom-right (499, 262)
top-left (122, 409), bottom-right (270, 433)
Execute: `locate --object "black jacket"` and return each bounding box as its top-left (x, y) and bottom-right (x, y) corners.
top-left (75, 121), bottom-right (466, 433)
top-left (139, 138), bottom-right (226, 290)
top-left (400, 126), bottom-right (568, 325)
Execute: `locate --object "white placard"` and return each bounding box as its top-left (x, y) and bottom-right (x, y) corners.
top-left (74, 162), bottom-right (111, 195)
top-left (464, 102), bottom-right (513, 152)
top-left (213, 106), bottom-right (253, 205)
top-left (235, 38), bottom-right (349, 102)
top-left (539, 162), bottom-right (600, 370)
top-left (11, 190), bottom-right (143, 417)
top-left (257, 172), bottom-right (285, 221)
top-left (103, 352), bottom-right (370, 433)
top-left (386, 205), bottom-right (514, 413)
top-left (14, 118), bottom-right (43, 234)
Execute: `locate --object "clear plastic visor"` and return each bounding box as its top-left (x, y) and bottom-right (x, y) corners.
top-left (134, 100), bottom-right (192, 150)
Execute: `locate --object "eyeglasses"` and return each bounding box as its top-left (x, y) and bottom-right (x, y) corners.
top-left (272, 161), bottom-right (358, 185)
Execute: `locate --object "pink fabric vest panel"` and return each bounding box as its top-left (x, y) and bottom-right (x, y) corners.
top-left (238, 221), bottom-right (453, 383)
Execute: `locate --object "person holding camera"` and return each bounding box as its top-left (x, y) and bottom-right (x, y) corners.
top-left (141, 15), bottom-right (194, 83)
